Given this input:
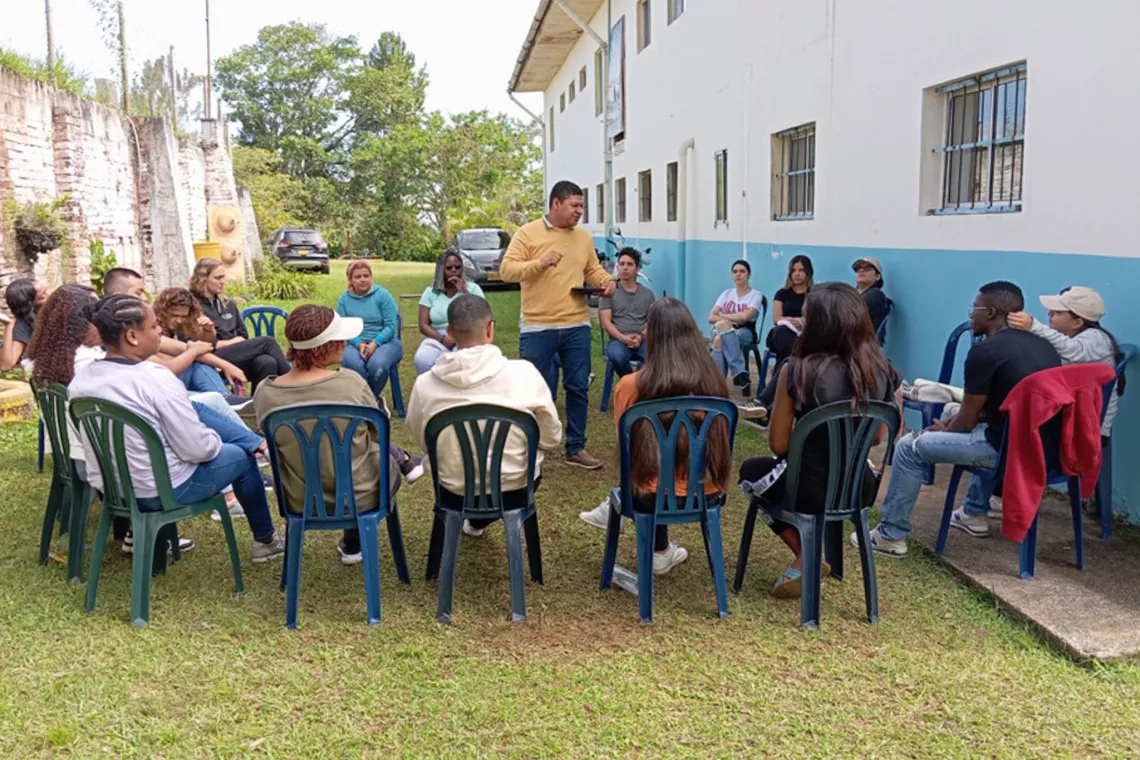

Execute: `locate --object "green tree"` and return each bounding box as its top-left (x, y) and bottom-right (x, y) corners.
top-left (231, 146), bottom-right (311, 246)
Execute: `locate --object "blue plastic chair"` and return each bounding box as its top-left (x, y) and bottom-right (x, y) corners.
top-left (388, 315), bottom-right (407, 418)
top-left (875, 303), bottom-right (892, 347)
top-left (738, 295), bottom-right (769, 379)
top-left (933, 422), bottom-right (1086, 580)
top-left (599, 320), bottom-right (643, 414)
top-left (33, 381), bottom-right (93, 583)
top-left (241, 305), bottom-right (289, 338)
top-left (901, 321), bottom-right (978, 485)
top-left (599, 397), bottom-right (738, 624)
top-left (1093, 343), bottom-right (1135, 540)
top-left (734, 400), bottom-right (900, 628)
top-left (262, 403), bottom-right (410, 628)
top-left (422, 404), bottom-right (542, 624)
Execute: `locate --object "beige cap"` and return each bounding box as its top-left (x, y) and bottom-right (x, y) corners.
top-left (852, 257), bottom-right (882, 276)
top-left (1039, 287), bottom-right (1105, 323)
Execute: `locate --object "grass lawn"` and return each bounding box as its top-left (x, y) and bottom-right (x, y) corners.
top-left (1, 260), bottom-right (1138, 758)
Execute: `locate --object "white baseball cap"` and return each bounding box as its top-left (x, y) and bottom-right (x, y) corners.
top-left (1039, 287), bottom-right (1105, 323)
top-left (289, 313), bottom-right (363, 349)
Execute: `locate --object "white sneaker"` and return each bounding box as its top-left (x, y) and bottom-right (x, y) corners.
top-left (850, 526), bottom-right (908, 558)
top-left (989, 495), bottom-right (1003, 516)
top-left (121, 534), bottom-right (195, 555)
top-left (337, 538), bottom-right (363, 566)
top-left (211, 500), bottom-right (247, 522)
top-left (950, 507), bottom-right (991, 538)
top-left (653, 542), bottom-right (689, 575)
top-left (579, 497), bottom-right (614, 529)
top-left (462, 520), bottom-right (485, 538)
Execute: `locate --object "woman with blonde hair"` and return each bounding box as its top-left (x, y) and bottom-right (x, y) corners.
top-left (189, 258), bottom-right (290, 391)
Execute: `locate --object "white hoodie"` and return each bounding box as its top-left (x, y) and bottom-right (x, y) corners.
top-left (406, 344), bottom-right (563, 494)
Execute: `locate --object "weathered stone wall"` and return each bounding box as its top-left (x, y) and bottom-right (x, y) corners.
top-left (0, 65), bottom-right (246, 301)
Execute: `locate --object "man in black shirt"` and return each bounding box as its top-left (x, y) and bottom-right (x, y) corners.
top-left (854, 281), bottom-right (1061, 557)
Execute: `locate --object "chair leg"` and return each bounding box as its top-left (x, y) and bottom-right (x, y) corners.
top-left (425, 513), bottom-right (445, 582)
top-left (129, 521), bottom-right (158, 627)
top-left (436, 510), bottom-right (463, 624)
top-left (921, 408), bottom-right (936, 485)
top-left (699, 513), bottom-right (715, 579)
top-left (85, 507), bottom-right (113, 613)
top-left (704, 506), bottom-right (730, 620)
top-left (1068, 477), bottom-right (1085, 571)
top-left (503, 511), bottom-right (528, 623)
top-left (523, 511), bottom-right (543, 585)
top-left (1097, 437), bottom-right (1113, 540)
top-left (389, 367), bottom-right (406, 418)
top-left (634, 513), bottom-right (656, 625)
top-left (824, 521), bottom-right (844, 582)
top-left (733, 500), bottom-right (760, 592)
top-left (217, 505), bottom-right (245, 594)
top-left (37, 418), bottom-right (45, 473)
top-left (600, 363), bottom-right (615, 414)
top-left (856, 509), bottom-right (880, 624)
top-left (797, 514), bottom-right (826, 630)
top-left (358, 516), bottom-right (383, 626)
top-left (283, 520), bottom-right (305, 629)
top-left (934, 467), bottom-right (965, 556)
top-left (39, 477), bottom-right (64, 565)
top-left (1019, 514), bottom-right (1039, 580)
top-left (67, 483), bottom-right (92, 584)
top-left (599, 502), bottom-right (622, 590)
top-left (385, 500), bottom-right (411, 584)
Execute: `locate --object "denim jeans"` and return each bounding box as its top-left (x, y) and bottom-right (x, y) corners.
top-left (606, 338), bottom-right (645, 377)
top-left (711, 327), bottom-right (751, 378)
top-left (178, 362), bottom-right (228, 394)
top-left (341, 340), bottom-right (403, 397)
top-left (876, 424), bottom-right (999, 541)
top-left (190, 398), bottom-right (263, 454)
top-left (138, 443), bottom-right (275, 541)
top-left (414, 332), bottom-right (452, 375)
top-left (520, 325), bottom-right (591, 455)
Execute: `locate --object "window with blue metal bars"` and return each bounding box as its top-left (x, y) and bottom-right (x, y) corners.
top-left (773, 123), bottom-right (815, 221)
top-left (937, 63), bottom-right (1026, 214)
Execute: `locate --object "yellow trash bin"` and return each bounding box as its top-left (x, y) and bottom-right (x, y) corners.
top-left (193, 241), bottom-right (222, 262)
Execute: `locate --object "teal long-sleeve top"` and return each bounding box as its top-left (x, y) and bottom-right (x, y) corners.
top-left (336, 284), bottom-right (398, 346)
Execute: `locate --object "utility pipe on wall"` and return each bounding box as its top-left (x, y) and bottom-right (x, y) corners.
top-left (677, 137), bottom-right (695, 303)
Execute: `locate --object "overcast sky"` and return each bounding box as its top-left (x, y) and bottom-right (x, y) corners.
top-left (2, 0), bottom-right (545, 120)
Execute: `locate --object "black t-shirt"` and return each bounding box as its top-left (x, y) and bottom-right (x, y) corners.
top-left (12, 318), bottom-right (33, 345)
top-left (964, 329), bottom-right (1062, 449)
top-left (862, 287), bottom-right (891, 331)
top-left (774, 287), bottom-right (808, 318)
top-left (786, 355), bottom-right (902, 495)
top-left (196, 295), bottom-right (247, 341)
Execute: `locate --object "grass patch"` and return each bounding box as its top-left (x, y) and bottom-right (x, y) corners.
top-left (1, 261), bottom-right (1138, 757)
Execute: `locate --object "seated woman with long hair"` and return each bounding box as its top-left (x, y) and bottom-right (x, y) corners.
top-left (1, 277), bottom-right (47, 371)
top-left (253, 305), bottom-right (423, 565)
top-left (738, 282), bottom-right (901, 599)
top-left (189, 258), bottom-right (290, 391)
top-left (414, 249), bottom-right (485, 375)
top-left (581, 298), bottom-right (733, 574)
top-left (69, 295), bottom-right (285, 563)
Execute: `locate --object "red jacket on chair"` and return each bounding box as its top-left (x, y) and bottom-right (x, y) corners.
top-left (998, 364), bottom-right (1115, 542)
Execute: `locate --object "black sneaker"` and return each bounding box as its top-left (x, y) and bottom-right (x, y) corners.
top-left (261, 471), bottom-right (274, 492)
top-left (732, 372), bottom-right (752, 397)
top-left (121, 533), bottom-right (196, 555)
top-left (399, 454), bottom-right (425, 484)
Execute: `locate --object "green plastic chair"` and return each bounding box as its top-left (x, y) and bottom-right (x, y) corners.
top-left (69, 397), bottom-right (244, 627)
top-left (422, 404), bottom-right (542, 624)
top-left (32, 381), bottom-right (93, 583)
top-left (734, 400), bottom-right (901, 629)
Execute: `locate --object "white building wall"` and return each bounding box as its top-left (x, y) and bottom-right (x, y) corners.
top-left (542, 0), bottom-right (1140, 259)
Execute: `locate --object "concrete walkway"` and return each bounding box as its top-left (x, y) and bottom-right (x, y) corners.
top-left (898, 464), bottom-right (1140, 661)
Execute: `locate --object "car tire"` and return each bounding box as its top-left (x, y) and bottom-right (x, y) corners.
top-left (320, 265), bottom-right (330, 275)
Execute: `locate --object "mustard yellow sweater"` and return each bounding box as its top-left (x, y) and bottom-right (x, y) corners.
top-left (500, 218), bottom-right (611, 327)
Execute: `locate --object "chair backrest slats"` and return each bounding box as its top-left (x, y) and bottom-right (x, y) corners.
top-left (424, 404), bottom-right (539, 517)
top-left (32, 381), bottom-right (73, 481)
top-left (241, 306), bottom-right (289, 338)
top-left (261, 403), bottom-right (390, 523)
top-left (617, 396), bottom-right (738, 517)
top-left (781, 400), bottom-right (901, 519)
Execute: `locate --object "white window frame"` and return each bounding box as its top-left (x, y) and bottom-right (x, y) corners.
top-left (772, 123), bottom-right (816, 221)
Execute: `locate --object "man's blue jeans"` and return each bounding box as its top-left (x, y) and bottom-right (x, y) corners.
top-left (606, 338), bottom-right (645, 377)
top-left (178, 362), bottom-right (228, 394)
top-left (521, 325), bottom-right (591, 455)
top-left (138, 443), bottom-right (275, 541)
top-left (711, 327), bottom-right (750, 378)
top-left (876, 424), bottom-right (1000, 541)
top-left (341, 340), bottom-right (403, 397)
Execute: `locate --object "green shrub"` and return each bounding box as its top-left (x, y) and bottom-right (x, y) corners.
top-left (239, 259), bottom-right (315, 302)
top-left (89, 239), bottom-right (118, 296)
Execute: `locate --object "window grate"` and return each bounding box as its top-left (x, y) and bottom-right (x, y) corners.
top-left (666, 161), bottom-right (678, 222)
top-left (616, 177), bottom-right (627, 224)
top-left (638, 170), bottom-right (652, 222)
top-left (714, 150), bottom-right (728, 224)
top-left (773, 123), bottom-right (816, 221)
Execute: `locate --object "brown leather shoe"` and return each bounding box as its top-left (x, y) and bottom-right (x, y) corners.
top-left (565, 450), bottom-right (603, 470)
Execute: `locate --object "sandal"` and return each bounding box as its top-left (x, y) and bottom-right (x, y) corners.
top-left (770, 561), bottom-right (834, 600)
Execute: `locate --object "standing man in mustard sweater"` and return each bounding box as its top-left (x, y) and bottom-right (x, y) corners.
top-left (501, 181), bottom-right (614, 470)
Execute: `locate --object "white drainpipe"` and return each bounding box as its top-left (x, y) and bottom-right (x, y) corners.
top-left (677, 137), bottom-right (695, 302)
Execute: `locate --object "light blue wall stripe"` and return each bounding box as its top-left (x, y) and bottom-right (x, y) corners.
top-left (597, 235), bottom-right (1140, 524)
